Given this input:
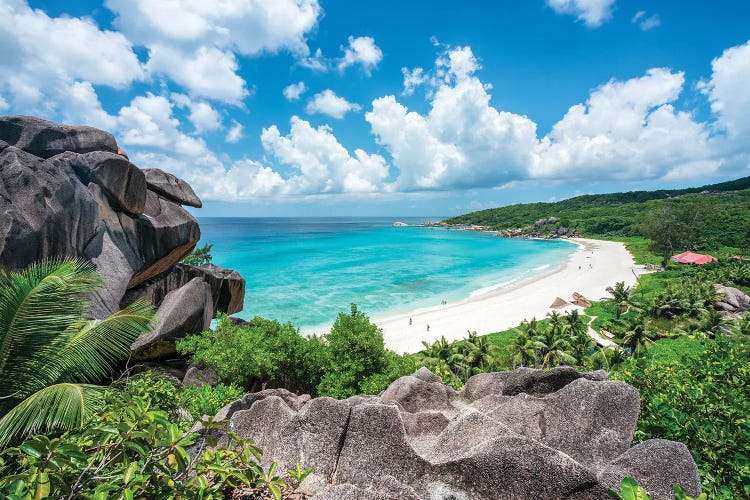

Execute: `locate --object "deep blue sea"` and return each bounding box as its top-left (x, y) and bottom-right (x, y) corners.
top-left (197, 217), bottom-right (576, 328)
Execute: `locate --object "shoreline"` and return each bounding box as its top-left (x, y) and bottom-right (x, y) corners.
top-left (299, 237), bottom-right (648, 353)
top-left (374, 237), bottom-right (647, 353)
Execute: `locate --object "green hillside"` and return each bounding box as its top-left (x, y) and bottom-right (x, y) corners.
top-left (444, 176), bottom-right (750, 252)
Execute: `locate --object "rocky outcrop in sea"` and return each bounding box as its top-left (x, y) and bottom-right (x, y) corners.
top-left (0, 115), bottom-right (245, 359)
top-left (192, 366), bottom-right (701, 500)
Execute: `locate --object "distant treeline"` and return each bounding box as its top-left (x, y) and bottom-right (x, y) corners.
top-left (444, 176), bottom-right (750, 251)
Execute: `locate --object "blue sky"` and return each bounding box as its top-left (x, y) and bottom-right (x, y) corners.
top-left (2, 0), bottom-right (750, 217)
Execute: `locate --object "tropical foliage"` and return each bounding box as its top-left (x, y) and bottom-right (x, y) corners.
top-left (0, 394), bottom-right (311, 499)
top-left (0, 259), bottom-right (154, 446)
top-left (177, 305), bottom-right (414, 398)
top-left (183, 243), bottom-right (213, 267)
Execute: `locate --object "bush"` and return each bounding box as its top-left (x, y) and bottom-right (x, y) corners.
top-left (612, 334), bottom-right (750, 498)
top-left (180, 383), bottom-right (244, 420)
top-left (0, 395), bottom-right (309, 499)
top-left (178, 306), bottom-right (408, 399)
top-left (182, 243), bottom-right (213, 266)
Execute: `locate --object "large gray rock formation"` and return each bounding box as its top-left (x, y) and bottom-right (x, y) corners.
top-left (196, 367), bottom-right (700, 500)
top-left (0, 115), bottom-right (245, 359)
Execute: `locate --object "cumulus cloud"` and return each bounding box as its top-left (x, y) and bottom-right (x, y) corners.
top-left (261, 116), bottom-right (390, 194)
top-left (367, 46), bottom-right (537, 190)
top-left (171, 93), bottom-right (222, 133)
top-left (632, 11), bottom-right (661, 31)
top-left (0, 0), bottom-right (143, 122)
top-left (366, 44), bottom-right (741, 192)
top-left (105, 0), bottom-right (321, 101)
top-left (225, 120), bottom-right (244, 143)
top-left (533, 68), bottom-right (715, 180)
top-left (283, 81), bottom-right (307, 101)
top-left (305, 90), bottom-right (361, 119)
top-left (547, 0), bottom-right (616, 27)
top-left (338, 36), bottom-right (383, 74)
top-left (146, 45), bottom-right (247, 103)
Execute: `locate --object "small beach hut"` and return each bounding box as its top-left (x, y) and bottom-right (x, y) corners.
top-left (671, 251), bottom-right (718, 265)
top-left (550, 297), bottom-right (571, 309)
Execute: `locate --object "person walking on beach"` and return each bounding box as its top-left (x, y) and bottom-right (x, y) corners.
top-left (426, 324), bottom-right (430, 332)
top-left (409, 317), bottom-right (412, 325)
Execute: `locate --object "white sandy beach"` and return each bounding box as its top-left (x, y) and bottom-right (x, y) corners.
top-left (375, 238), bottom-right (648, 354)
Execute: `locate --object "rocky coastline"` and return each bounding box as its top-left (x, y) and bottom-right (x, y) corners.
top-left (420, 217), bottom-right (580, 239)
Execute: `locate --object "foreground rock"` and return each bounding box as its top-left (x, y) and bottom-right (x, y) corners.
top-left (715, 284), bottom-right (750, 319)
top-left (196, 367), bottom-right (700, 500)
top-left (0, 115), bottom-right (245, 359)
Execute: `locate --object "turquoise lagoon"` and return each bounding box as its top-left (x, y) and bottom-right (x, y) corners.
top-left (198, 217), bottom-right (577, 329)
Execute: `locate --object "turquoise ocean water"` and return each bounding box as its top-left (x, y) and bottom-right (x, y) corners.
top-left (198, 217), bottom-right (577, 328)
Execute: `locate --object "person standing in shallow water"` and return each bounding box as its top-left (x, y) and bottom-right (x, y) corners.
top-left (409, 317), bottom-right (412, 325)
top-left (426, 324), bottom-right (430, 332)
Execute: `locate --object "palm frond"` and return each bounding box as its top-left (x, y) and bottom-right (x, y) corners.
top-left (0, 383), bottom-right (103, 447)
top-left (50, 301), bottom-right (155, 384)
top-left (0, 258), bottom-right (101, 380)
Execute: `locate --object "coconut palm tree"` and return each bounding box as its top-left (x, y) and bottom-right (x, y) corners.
top-left (605, 281), bottom-right (639, 319)
top-left (569, 333), bottom-right (594, 365)
top-left (533, 326), bottom-right (576, 368)
top-left (0, 259), bottom-right (154, 446)
top-left (563, 309), bottom-right (587, 337)
top-left (512, 330), bottom-right (537, 368)
top-left (618, 316), bottom-right (655, 356)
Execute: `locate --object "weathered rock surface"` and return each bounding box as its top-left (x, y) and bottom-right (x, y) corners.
top-left (57, 151), bottom-right (147, 215)
top-left (143, 168), bottom-right (202, 208)
top-left (0, 116), bottom-right (245, 358)
top-left (0, 115), bottom-right (118, 159)
top-left (121, 263), bottom-right (245, 316)
top-left (131, 278), bottom-right (213, 359)
top-left (198, 367), bottom-right (699, 500)
top-left (715, 284), bottom-right (750, 318)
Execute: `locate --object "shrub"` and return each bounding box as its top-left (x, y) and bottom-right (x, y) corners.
top-left (182, 243), bottom-right (213, 266)
top-left (0, 395), bottom-right (309, 499)
top-left (180, 383), bottom-right (244, 420)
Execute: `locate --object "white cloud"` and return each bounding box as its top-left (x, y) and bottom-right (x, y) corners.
top-left (298, 47), bottom-right (327, 71)
top-left (701, 40), bottom-right (750, 140)
top-left (632, 11), bottom-right (661, 31)
top-left (0, 94), bottom-right (7, 111)
top-left (401, 67), bottom-right (426, 96)
top-left (533, 68), bottom-right (714, 180)
top-left (547, 0), bottom-right (616, 27)
top-left (367, 45), bottom-right (727, 191)
top-left (0, 0), bottom-right (143, 122)
top-left (105, 0), bottom-right (321, 101)
top-left (116, 93), bottom-right (207, 157)
top-left (225, 120), bottom-right (244, 143)
top-left (261, 116), bottom-right (390, 194)
top-left (283, 81), bottom-right (307, 101)
top-left (338, 36), bottom-right (383, 74)
top-left (171, 93), bottom-right (221, 133)
top-left (147, 45), bottom-right (247, 103)
top-left (305, 90), bottom-right (361, 119)
top-left (367, 46), bottom-right (537, 190)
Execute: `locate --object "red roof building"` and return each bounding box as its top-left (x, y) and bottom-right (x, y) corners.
top-left (671, 251), bottom-right (718, 265)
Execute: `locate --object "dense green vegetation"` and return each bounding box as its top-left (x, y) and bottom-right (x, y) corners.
top-left (177, 305), bottom-right (418, 399)
top-left (0, 394), bottom-right (310, 499)
top-left (445, 178), bottom-right (750, 257)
